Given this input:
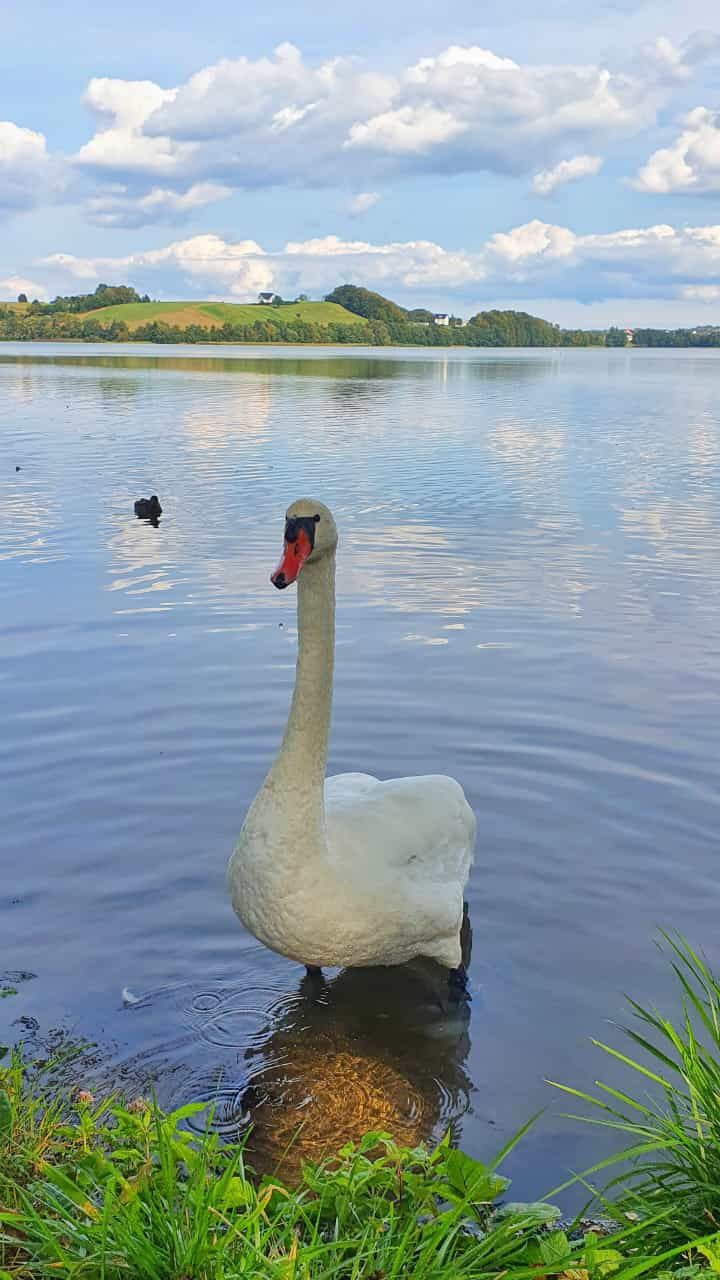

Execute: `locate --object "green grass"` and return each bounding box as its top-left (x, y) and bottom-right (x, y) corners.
top-left (1, 1050), bottom-right (715, 1279)
top-left (552, 935), bottom-right (720, 1257)
top-left (73, 300), bottom-right (369, 330)
top-left (4, 937), bottom-right (720, 1277)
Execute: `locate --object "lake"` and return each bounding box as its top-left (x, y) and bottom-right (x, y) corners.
top-left (1, 341), bottom-right (719, 1195)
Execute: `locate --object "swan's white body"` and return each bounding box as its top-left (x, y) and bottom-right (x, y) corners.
top-left (227, 500), bottom-right (475, 970)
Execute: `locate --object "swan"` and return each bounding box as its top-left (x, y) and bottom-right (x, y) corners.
top-left (227, 499), bottom-right (476, 983)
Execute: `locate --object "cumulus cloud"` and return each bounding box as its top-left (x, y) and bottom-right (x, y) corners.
top-left (43, 234), bottom-right (274, 299)
top-left (532, 153), bottom-right (602, 195)
top-left (33, 217), bottom-right (720, 307)
top-left (345, 105), bottom-right (466, 154)
top-left (74, 77), bottom-right (193, 179)
top-left (0, 121), bottom-right (56, 215)
top-left (3, 33), bottom-right (720, 228)
top-left (634, 106), bottom-right (720, 193)
top-left (483, 219), bottom-right (720, 301)
top-left (347, 191), bottom-right (380, 216)
top-left (41, 231), bottom-right (481, 300)
top-left (0, 274), bottom-right (48, 300)
top-left (84, 181), bottom-right (232, 227)
top-left (638, 32), bottom-right (720, 83)
top-left (67, 35), bottom-right (718, 213)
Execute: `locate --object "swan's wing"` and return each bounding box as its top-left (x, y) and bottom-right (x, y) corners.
top-left (324, 773), bottom-right (380, 804)
top-left (324, 772), bottom-right (475, 887)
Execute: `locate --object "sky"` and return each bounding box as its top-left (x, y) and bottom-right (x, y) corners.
top-left (2, 0), bottom-right (720, 326)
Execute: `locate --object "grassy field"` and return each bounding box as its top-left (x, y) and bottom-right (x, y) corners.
top-left (69, 300), bottom-right (368, 330)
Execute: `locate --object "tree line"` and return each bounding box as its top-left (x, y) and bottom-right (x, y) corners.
top-left (2, 281), bottom-right (718, 347)
top-left (0, 309), bottom-right (605, 347)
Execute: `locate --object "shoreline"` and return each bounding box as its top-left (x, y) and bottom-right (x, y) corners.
top-left (2, 337), bottom-right (713, 353)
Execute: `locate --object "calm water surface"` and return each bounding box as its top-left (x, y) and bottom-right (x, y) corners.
top-left (1, 342), bottom-right (719, 1193)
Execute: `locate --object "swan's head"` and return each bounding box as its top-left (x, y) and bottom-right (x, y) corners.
top-left (271, 499), bottom-right (338, 589)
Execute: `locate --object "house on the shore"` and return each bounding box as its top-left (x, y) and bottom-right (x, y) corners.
top-left (624, 328), bottom-right (634, 344)
top-left (258, 292), bottom-right (279, 305)
top-left (433, 313), bottom-right (450, 326)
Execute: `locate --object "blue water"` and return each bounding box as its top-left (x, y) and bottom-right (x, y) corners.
top-left (1, 342), bottom-right (719, 1192)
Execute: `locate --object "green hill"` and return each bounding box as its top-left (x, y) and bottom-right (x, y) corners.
top-left (75, 300), bottom-right (368, 330)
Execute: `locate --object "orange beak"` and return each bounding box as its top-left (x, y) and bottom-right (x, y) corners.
top-left (271, 527), bottom-right (313, 589)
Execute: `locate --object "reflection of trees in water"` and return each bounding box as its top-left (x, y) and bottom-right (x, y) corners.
top-left (0, 350), bottom-right (553, 384)
top-left (95, 376), bottom-right (144, 401)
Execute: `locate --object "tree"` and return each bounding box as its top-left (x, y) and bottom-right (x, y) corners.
top-left (324, 284), bottom-right (407, 324)
top-left (467, 309), bottom-right (560, 346)
top-left (605, 326), bottom-right (628, 347)
top-left (17, 293), bottom-right (28, 304)
top-left (271, 295), bottom-right (285, 307)
top-left (295, 293), bottom-right (309, 303)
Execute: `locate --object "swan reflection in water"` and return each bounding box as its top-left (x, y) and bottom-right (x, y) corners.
top-left (112, 920), bottom-right (474, 1181)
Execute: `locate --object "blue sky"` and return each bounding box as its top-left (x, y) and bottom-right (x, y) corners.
top-left (2, 0), bottom-right (720, 324)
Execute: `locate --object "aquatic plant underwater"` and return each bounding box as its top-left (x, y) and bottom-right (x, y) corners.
top-left (2, 935), bottom-right (720, 1279)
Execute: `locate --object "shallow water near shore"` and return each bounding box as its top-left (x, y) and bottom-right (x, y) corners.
top-left (2, 342), bottom-right (720, 1196)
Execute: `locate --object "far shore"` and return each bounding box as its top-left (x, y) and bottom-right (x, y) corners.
top-left (0, 337), bottom-right (704, 353)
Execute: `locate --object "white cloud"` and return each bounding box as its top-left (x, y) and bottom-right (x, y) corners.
top-left (33, 217), bottom-right (720, 307)
top-left (532, 153), bottom-right (602, 194)
top-left (39, 231), bottom-right (482, 300)
top-left (639, 32), bottom-right (720, 83)
top-left (74, 77), bottom-right (194, 179)
top-left (345, 105), bottom-right (466, 154)
top-left (347, 191), bottom-right (380, 216)
top-left (634, 106), bottom-right (720, 193)
top-left (42, 234), bottom-right (273, 299)
top-left (3, 33), bottom-right (720, 229)
top-left (0, 121), bottom-right (55, 215)
top-left (0, 274), bottom-right (47, 300)
top-left (65, 35), bottom-right (719, 213)
top-left (84, 181), bottom-right (232, 227)
top-left (680, 284), bottom-right (720, 302)
top-left (486, 219), bottom-right (576, 263)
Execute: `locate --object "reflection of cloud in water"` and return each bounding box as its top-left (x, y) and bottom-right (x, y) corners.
top-left (182, 380), bottom-right (272, 454)
top-left (620, 498), bottom-right (720, 595)
top-left (687, 420), bottom-right (719, 472)
top-left (104, 501), bottom-right (184, 613)
top-left (349, 518), bottom-right (598, 620)
top-left (2, 372), bottom-right (38, 407)
top-left (0, 485), bottom-right (62, 565)
top-left (487, 418), bottom-right (564, 465)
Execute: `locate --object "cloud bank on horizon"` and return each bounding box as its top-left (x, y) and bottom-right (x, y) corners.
top-left (2, 6), bottom-right (720, 323)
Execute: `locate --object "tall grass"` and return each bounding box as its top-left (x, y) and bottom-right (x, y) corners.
top-left (552, 934), bottom-right (720, 1254)
top-left (0, 1058), bottom-right (563, 1280)
top-left (2, 1049), bottom-right (695, 1280)
top-left (5, 936), bottom-right (720, 1277)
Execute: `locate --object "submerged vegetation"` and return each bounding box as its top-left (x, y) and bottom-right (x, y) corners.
top-left (2, 937), bottom-right (720, 1277)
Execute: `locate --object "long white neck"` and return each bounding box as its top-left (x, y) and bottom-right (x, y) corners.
top-left (267, 550), bottom-right (335, 802)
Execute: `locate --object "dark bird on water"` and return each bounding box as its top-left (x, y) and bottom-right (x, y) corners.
top-left (134, 495), bottom-right (162, 519)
